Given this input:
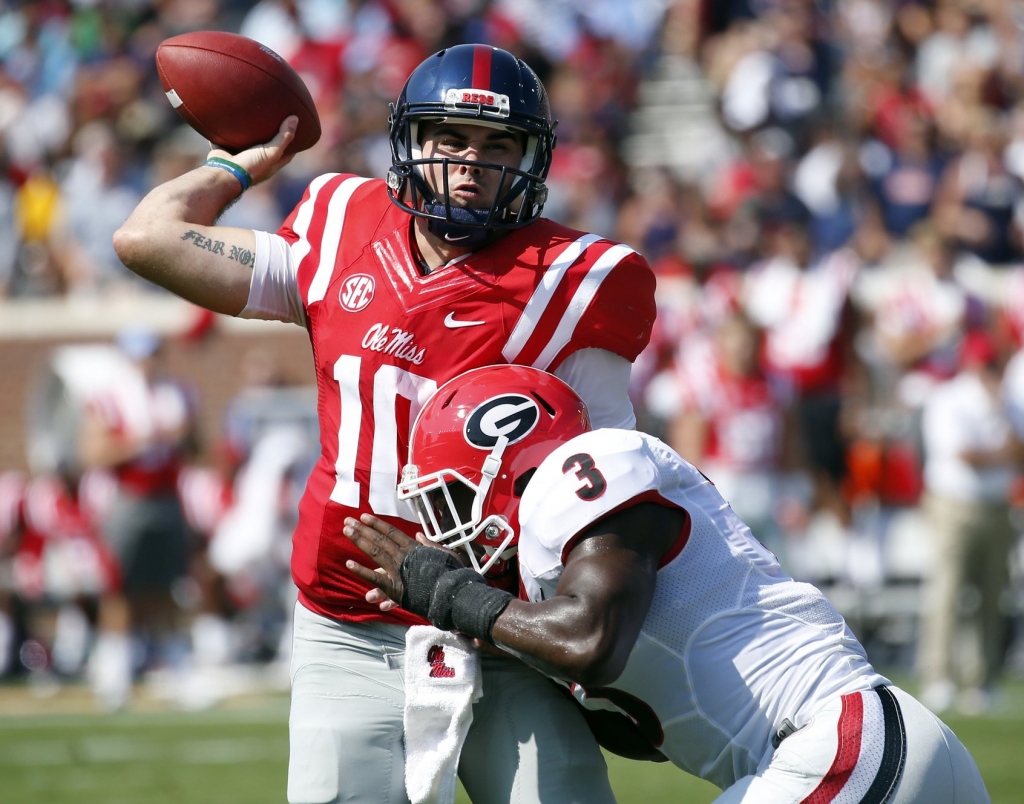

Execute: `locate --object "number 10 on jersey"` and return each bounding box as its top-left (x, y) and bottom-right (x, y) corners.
top-left (329, 355), bottom-right (437, 520)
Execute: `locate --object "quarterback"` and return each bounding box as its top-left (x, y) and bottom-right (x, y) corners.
top-left (345, 365), bottom-right (991, 804)
top-left (115, 45), bottom-right (654, 804)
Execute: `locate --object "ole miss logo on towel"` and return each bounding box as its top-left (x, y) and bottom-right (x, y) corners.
top-left (428, 645), bottom-right (455, 678)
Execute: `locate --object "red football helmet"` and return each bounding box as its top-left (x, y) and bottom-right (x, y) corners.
top-left (398, 365), bottom-right (591, 574)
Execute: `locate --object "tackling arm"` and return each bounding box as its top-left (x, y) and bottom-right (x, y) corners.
top-left (491, 503), bottom-right (682, 687)
top-left (342, 503), bottom-right (682, 686)
top-left (112, 117), bottom-right (297, 314)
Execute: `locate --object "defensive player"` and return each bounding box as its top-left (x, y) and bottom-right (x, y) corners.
top-left (114, 45), bottom-right (655, 804)
top-left (344, 365), bottom-right (991, 804)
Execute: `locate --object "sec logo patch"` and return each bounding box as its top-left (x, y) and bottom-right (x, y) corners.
top-left (339, 274), bottom-right (375, 312)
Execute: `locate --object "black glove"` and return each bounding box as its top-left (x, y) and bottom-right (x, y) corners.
top-left (400, 547), bottom-right (514, 641)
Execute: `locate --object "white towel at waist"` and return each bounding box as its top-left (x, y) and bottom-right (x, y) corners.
top-left (403, 625), bottom-right (482, 804)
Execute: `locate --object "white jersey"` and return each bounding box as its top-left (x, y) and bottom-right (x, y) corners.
top-left (517, 429), bottom-right (888, 790)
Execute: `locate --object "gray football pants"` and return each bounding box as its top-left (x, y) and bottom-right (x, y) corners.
top-left (287, 601), bottom-right (616, 804)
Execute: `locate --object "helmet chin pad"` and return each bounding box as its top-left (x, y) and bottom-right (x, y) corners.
top-left (424, 203), bottom-right (496, 247)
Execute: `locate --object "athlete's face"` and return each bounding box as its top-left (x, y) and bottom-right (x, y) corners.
top-left (420, 480), bottom-right (477, 536)
top-left (419, 121), bottom-right (525, 210)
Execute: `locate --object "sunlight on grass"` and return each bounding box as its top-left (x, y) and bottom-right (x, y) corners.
top-left (1, 681), bottom-right (1022, 804)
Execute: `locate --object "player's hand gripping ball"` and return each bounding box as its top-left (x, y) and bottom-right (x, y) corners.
top-left (156, 31), bottom-right (321, 155)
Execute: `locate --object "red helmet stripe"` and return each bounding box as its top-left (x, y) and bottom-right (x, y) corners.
top-left (472, 45), bottom-right (492, 91)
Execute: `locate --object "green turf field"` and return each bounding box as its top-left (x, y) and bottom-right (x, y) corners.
top-left (1, 682), bottom-right (1022, 803)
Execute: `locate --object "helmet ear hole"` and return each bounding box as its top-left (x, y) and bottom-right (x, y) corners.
top-left (530, 392), bottom-right (556, 416)
top-left (440, 388), bottom-right (459, 409)
top-left (513, 468), bottom-right (537, 498)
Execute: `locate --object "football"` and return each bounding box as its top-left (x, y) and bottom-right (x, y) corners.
top-left (155, 31), bottom-right (321, 155)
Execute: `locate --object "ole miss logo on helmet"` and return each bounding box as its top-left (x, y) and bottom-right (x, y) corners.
top-left (463, 91), bottom-right (495, 105)
top-left (442, 87), bottom-right (512, 115)
top-left (339, 273), bottom-right (375, 312)
top-left (465, 394), bottom-right (539, 449)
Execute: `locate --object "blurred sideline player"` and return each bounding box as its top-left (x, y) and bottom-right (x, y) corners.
top-left (345, 365), bottom-right (990, 804)
top-left (114, 45), bottom-right (655, 803)
top-left (667, 311), bottom-right (793, 564)
top-left (176, 348), bottom-right (313, 680)
top-left (0, 464), bottom-right (118, 680)
top-left (77, 327), bottom-right (197, 710)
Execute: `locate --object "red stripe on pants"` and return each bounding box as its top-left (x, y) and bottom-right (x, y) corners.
top-left (473, 45), bottom-right (492, 90)
top-left (802, 693), bottom-right (864, 804)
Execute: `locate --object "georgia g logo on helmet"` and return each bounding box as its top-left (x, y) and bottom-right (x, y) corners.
top-left (464, 395), bottom-right (539, 448)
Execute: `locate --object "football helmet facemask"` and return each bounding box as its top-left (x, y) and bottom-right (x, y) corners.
top-left (398, 365), bottom-right (590, 575)
top-left (387, 44), bottom-right (557, 246)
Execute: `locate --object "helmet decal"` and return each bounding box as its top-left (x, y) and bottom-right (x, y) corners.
top-left (471, 43), bottom-right (492, 90)
top-left (443, 88), bottom-right (510, 117)
top-left (464, 395), bottom-right (539, 448)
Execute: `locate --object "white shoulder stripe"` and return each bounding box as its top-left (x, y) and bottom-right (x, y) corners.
top-left (306, 177), bottom-right (373, 304)
top-left (531, 243), bottom-right (635, 369)
top-left (502, 233), bottom-right (602, 363)
top-left (289, 173), bottom-right (339, 281)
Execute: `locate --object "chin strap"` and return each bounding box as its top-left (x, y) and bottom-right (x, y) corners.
top-left (424, 203), bottom-right (497, 248)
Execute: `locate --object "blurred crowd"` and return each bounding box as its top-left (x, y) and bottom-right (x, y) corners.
top-left (1, 0), bottom-right (1024, 715)
top-left (0, 328), bottom-right (317, 708)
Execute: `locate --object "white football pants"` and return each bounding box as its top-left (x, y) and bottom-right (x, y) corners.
top-left (714, 685), bottom-right (989, 804)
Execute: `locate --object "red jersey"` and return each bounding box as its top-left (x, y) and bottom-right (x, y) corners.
top-left (177, 465), bottom-right (233, 539)
top-left (743, 249), bottom-right (859, 394)
top-left (88, 380), bottom-right (194, 496)
top-left (677, 360), bottom-right (784, 473)
top-left (276, 175), bottom-right (656, 623)
top-left (1, 473), bottom-right (119, 600)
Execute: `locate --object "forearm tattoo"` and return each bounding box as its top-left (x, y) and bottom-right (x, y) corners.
top-left (181, 230), bottom-right (254, 266)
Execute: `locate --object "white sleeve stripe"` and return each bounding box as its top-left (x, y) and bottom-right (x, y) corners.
top-left (531, 244), bottom-right (635, 370)
top-left (501, 233), bottom-right (602, 363)
top-left (239, 230), bottom-right (305, 324)
top-left (289, 173), bottom-right (340, 280)
top-left (552, 349), bottom-right (636, 429)
top-left (306, 177), bottom-right (373, 304)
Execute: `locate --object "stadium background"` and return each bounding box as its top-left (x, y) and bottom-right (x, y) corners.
top-left (1, 0), bottom-right (1023, 801)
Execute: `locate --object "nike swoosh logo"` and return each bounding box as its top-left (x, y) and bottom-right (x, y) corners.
top-left (444, 312), bottom-right (486, 329)
top-left (444, 233), bottom-right (472, 242)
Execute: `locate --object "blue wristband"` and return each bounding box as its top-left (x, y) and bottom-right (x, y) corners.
top-left (203, 157), bottom-right (253, 191)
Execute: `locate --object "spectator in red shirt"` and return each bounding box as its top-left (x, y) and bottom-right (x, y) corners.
top-left (742, 212), bottom-right (864, 530)
top-left (669, 311), bottom-right (792, 561)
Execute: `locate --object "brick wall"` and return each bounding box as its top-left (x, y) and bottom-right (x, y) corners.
top-left (0, 327), bottom-right (314, 473)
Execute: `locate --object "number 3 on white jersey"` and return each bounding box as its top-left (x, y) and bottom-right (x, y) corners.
top-left (329, 355), bottom-right (437, 520)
